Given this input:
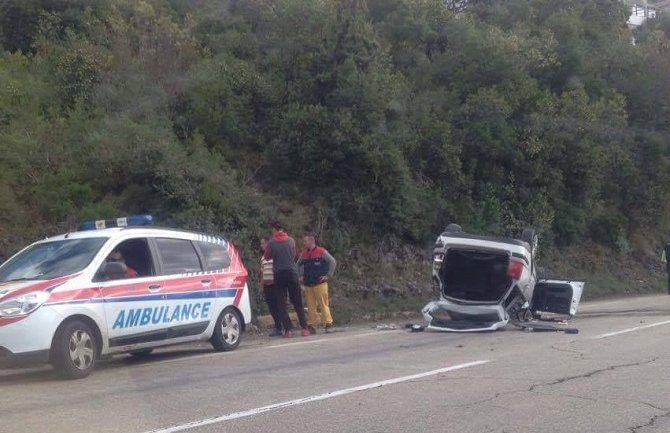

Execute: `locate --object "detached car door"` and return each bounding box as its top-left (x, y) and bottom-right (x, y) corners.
top-left (531, 280), bottom-right (585, 317)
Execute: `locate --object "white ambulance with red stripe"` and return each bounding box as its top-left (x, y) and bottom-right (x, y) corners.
top-left (0, 215), bottom-right (250, 379)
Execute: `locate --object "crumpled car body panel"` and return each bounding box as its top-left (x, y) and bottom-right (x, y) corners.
top-left (422, 300), bottom-right (508, 332)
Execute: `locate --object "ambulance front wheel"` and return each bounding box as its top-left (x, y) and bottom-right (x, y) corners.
top-left (211, 307), bottom-right (242, 352)
top-left (51, 319), bottom-right (98, 380)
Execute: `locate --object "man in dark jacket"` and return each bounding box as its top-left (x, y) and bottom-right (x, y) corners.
top-left (260, 238), bottom-right (283, 337)
top-left (263, 222), bottom-right (309, 337)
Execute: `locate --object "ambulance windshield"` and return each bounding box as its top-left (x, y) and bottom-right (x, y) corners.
top-left (0, 238), bottom-right (108, 282)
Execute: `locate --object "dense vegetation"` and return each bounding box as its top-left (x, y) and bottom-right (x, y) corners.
top-left (1, 0), bottom-right (670, 301)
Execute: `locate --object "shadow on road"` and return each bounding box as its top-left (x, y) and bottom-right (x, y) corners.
top-left (0, 367), bottom-right (58, 384)
top-left (0, 347), bottom-right (217, 385)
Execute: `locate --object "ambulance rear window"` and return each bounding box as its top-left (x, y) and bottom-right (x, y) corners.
top-left (155, 238), bottom-right (203, 275)
top-left (197, 242), bottom-right (231, 271)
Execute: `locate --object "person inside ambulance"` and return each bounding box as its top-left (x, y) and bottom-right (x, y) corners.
top-left (104, 250), bottom-right (138, 280)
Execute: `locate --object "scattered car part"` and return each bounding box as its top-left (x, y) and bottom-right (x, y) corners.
top-left (374, 324), bottom-right (398, 331)
top-left (511, 320), bottom-right (579, 334)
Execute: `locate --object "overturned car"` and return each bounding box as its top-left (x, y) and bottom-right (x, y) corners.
top-left (422, 224), bottom-right (584, 332)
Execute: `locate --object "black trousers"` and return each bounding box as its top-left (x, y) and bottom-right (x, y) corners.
top-left (263, 284), bottom-right (283, 331)
top-left (274, 270), bottom-right (307, 330)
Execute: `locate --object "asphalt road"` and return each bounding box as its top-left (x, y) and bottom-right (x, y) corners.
top-left (2, 294), bottom-right (670, 433)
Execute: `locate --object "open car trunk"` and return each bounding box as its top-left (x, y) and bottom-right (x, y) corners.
top-left (440, 248), bottom-right (511, 302)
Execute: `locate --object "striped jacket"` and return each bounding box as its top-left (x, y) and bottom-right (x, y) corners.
top-left (261, 257), bottom-right (274, 286)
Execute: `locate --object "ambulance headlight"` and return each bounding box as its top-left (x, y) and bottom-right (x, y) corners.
top-left (0, 292), bottom-right (50, 317)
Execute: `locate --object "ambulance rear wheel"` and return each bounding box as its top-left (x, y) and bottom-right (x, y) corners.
top-left (51, 320), bottom-right (97, 380)
top-left (211, 307), bottom-right (242, 352)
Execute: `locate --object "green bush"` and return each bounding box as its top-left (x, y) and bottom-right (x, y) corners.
top-left (589, 210), bottom-right (627, 247)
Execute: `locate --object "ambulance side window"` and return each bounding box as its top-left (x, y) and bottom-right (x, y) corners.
top-left (197, 242), bottom-right (231, 271)
top-left (93, 238), bottom-right (155, 282)
top-left (155, 238), bottom-right (203, 275)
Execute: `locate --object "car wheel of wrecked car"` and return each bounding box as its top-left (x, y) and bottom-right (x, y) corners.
top-left (444, 223), bottom-right (463, 233)
top-left (520, 228), bottom-right (538, 256)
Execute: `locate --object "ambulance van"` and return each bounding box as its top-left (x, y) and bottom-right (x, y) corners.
top-left (0, 216), bottom-right (250, 379)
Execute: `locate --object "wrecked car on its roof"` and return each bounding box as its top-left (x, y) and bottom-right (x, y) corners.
top-left (422, 224), bottom-right (584, 332)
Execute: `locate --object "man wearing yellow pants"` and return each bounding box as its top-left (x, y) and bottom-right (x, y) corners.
top-left (298, 233), bottom-right (337, 334)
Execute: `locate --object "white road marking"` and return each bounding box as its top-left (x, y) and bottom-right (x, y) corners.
top-left (593, 319), bottom-right (670, 339)
top-left (144, 360), bottom-right (491, 433)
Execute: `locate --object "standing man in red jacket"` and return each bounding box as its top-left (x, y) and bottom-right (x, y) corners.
top-left (263, 222), bottom-right (310, 337)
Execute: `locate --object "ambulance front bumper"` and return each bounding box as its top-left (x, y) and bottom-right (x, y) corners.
top-left (0, 346), bottom-right (50, 368)
top-left (0, 306), bottom-right (64, 367)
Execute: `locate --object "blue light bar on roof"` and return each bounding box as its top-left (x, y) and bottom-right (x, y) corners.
top-left (79, 215), bottom-right (154, 231)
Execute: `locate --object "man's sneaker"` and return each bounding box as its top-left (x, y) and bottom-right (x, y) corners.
top-left (307, 325), bottom-right (317, 335)
top-left (269, 329), bottom-right (283, 337)
top-left (283, 330), bottom-right (294, 338)
top-left (301, 328), bottom-right (311, 337)
top-left (324, 324), bottom-right (334, 334)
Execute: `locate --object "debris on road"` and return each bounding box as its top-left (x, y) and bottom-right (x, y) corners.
top-left (374, 324), bottom-right (398, 331)
top-left (410, 324), bottom-right (425, 332)
top-left (511, 320), bottom-right (579, 334)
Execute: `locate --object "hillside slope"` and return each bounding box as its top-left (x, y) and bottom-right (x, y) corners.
top-left (1, 0), bottom-right (670, 319)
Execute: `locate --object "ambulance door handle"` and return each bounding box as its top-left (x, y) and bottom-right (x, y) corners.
top-left (201, 279), bottom-right (212, 286)
top-left (148, 284), bottom-right (162, 292)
